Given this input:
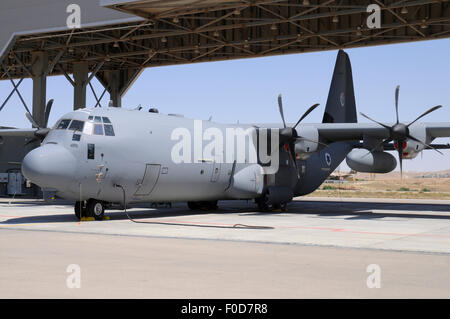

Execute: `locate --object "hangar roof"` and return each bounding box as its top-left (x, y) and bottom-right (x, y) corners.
top-left (2, 0), bottom-right (450, 80)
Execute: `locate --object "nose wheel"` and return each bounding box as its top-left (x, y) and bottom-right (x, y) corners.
top-left (74, 199), bottom-right (105, 221)
top-left (74, 201), bottom-right (87, 220)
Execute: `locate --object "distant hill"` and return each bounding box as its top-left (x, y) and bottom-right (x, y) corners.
top-left (339, 169), bottom-right (450, 180)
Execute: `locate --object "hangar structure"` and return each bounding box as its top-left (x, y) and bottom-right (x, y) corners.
top-left (0, 0), bottom-right (450, 196)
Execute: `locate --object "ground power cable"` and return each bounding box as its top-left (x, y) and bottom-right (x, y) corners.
top-left (114, 184), bottom-right (273, 230)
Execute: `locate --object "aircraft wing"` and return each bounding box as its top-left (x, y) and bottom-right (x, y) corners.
top-left (309, 122), bottom-right (450, 142)
top-left (0, 128), bottom-right (37, 138)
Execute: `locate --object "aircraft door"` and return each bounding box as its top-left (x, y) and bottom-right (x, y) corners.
top-left (134, 164), bottom-right (161, 196)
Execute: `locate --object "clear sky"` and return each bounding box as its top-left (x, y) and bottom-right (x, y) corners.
top-left (1, 38), bottom-right (449, 172)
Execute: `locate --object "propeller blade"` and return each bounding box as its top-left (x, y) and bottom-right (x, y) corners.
top-left (406, 105), bottom-right (442, 127)
top-left (359, 112), bottom-right (392, 130)
top-left (293, 103), bottom-right (320, 129)
top-left (397, 140), bottom-right (404, 179)
top-left (43, 99), bottom-right (54, 128)
top-left (406, 134), bottom-right (443, 155)
top-left (395, 85), bottom-right (400, 124)
top-left (277, 94), bottom-right (287, 128)
top-left (24, 137), bottom-right (39, 146)
top-left (25, 112), bottom-right (39, 129)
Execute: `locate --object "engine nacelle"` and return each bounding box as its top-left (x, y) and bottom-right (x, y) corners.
top-left (397, 124), bottom-right (427, 159)
top-left (346, 149), bottom-right (397, 173)
top-left (294, 126), bottom-right (319, 160)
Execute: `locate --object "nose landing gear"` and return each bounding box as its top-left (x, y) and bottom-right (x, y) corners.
top-left (74, 199), bottom-right (105, 221)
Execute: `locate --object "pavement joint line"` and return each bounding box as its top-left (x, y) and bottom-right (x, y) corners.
top-left (1, 226), bottom-right (450, 257)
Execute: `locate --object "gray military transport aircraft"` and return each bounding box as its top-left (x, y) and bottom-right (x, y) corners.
top-left (1, 50), bottom-right (449, 220)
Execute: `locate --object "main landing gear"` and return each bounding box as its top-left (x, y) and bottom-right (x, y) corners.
top-left (74, 199), bottom-right (105, 221)
top-left (187, 200), bottom-right (218, 211)
top-left (255, 197), bottom-right (288, 212)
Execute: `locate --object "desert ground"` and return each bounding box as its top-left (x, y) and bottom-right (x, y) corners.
top-left (308, 170), bottom-right (450, 200)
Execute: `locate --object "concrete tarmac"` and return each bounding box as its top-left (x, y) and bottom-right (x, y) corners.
top-left (1, 197), bottom-right (450, 298)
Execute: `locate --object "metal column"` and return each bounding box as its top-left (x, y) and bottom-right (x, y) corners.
top-left (31, 51), bottom-right (48, 127)
top-left (109, 70), bottom-right (121, 108)
top-left (73, 62), bottom-right (89, 110)
top-left (96, 68), bottom-right (143, 108)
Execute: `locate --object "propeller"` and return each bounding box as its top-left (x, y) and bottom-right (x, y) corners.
top-left (277, 94), bottom-right (321, 143)
top-left (360, 85), bottom-right (442, 177)
top-left (275, 94), bottom-right (321, 175)
top-left (24, 99), bottom-right (54, 146)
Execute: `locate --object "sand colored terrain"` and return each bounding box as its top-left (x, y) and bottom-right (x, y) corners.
top-left (308, 169), bottom-right (450, 200)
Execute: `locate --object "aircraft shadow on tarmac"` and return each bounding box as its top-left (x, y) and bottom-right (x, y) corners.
top-left (0, 204), bottom-right (235, 225)
top-left (2, 199), bottom-right (450, 225)
top-left (238, 200), bottom-right (450, 221)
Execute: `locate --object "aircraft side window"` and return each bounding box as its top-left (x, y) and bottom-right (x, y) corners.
top-left (87, 144), bottom-right (95, 160)
top-left (93, 124), bottom-right (103, 135)
top-left (102, 117), bottom-right (111, 124)
top-left (57, 119), bottom-right (71, 129)
top-left (69, 120), bottom-right (84, 132)
top-left (104, 124), bottom-right (115, 136)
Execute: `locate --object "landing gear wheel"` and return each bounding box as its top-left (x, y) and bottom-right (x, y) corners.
top-left (86, 199), bottom-right (105, 221)
top-left (188, 201), bottom-right (199, 210)
top-left (256, 198), bottom-right (270, 212)
top-left (187, 201), bottom-right (218, 211)
top-left (203, 200), bottom-right (218, 211)
top-left (74, 201), bottom-right (86, 220)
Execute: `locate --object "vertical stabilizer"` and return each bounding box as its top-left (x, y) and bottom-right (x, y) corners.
top-left (322, 50), bottom-right (357, 123)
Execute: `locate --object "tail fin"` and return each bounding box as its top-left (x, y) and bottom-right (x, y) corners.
top-left (322, 50), bottom-right (357, 124)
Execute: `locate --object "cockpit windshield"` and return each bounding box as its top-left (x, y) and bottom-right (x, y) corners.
top-left (86, 116), bottom-right (115, 136)
top-left (68, 120), bottom-right (85, 132)
top-left (54, 116), bottom-right (115, 137)
top-left (56, 119), bottom-right (71, 129)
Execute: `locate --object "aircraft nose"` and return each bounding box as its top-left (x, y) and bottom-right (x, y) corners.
top-left (22, 144), bottom-right (77, 189)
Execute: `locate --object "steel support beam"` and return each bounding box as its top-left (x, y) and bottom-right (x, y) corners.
top-left (31, 51), bottom-right (48, 127)
top-left (96, 68), bottom-right (143, 108)
top-left (73, 62), bottom-right (89, 110)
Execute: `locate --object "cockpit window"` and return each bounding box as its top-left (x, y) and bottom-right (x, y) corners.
top-left (56, 119), bottom-right (71, 129)
top-left (93, 124), bottom-right (103, 135)
top-left (104, 124), bottom-right (115, 136)
top-left (69, 120), bottom-right (85, 132)
top-left (83, 116), bottom-right (115, 136)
